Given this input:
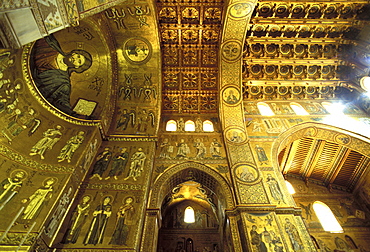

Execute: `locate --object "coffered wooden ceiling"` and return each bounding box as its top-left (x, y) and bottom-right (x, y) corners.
top-left (242, 1), bottom-right (370, 100)
top-left (279, 137), bottom-right (370, 192)
top-left (243, 1), bottom-right (370, 191)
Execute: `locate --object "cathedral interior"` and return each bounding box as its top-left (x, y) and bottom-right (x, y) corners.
top-left (1, 0), bottom-right (370, 251)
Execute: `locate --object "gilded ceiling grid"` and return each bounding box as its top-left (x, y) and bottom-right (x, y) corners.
top-left (157, 0), bottom-right (222, 114)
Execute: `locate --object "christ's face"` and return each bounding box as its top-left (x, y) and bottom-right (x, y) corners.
top-left (65, 53), bottom-right (86, 68)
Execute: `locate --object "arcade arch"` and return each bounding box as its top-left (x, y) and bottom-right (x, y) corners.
top-left (146, 162), bottom-right (235, 251)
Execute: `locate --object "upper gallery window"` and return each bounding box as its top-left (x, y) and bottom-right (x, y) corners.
top-left (257, 102), bottom-right (275, 116)
top-left (184, 206), bottom-right (195, 223)
top-left (185, 120), bottom-right (195, 131)
top-left (360, 76), bottom-right (370, 92)
top-left (285, 180), bottom-right (296, 194)
top-left (313, 201), bottom-right (343, 233)
top-left (321, 102), bottom-right (344, 115)
top-left (203, 120), bottom-right (214, 132)
top-left (290, 102), bottom-right (309, 115)
top-left (166, 120), bottom-right (177, 131)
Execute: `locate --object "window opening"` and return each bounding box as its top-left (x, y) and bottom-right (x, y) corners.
top-left (166, 120), bottom-right (177, 131)
top-left (185, 120), bottom-right (195, 131)
top-left (203, 120), bottom-right (214, 132)
top-left (290, 102), bottom-right (309, 115)
top-left (184, 206), bottom-right (195, 223)
top-left (257, 102), bottom-right (275, 116)
top-left (313, 201), bottom-right (343, 233)
top-left (285, 180), bottom-right (296, 194)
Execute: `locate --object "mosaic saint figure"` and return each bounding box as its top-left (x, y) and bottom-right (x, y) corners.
top-left (266, 174), bottom-right (285, 204)
top-left (124, 148), bottom-right (146, 181)
top-left (226, 90), bottom-right (238, 104)
top-left (195, 118), bottom-right (203, 132)
top-left (91, 147), bottom-right (112, 180)
top-left (63, 195), bottom-right (91, 244)
top-left (255, 145), bottom-right (268, 165)
top-left (21, 177), bottom-right (56, 223)
top-left (45, 186), bottom-right (73, 238)
top-left (80, 138), bottom-right (98, 171)
top-left (57, 131), bottom-right (85, 163)
top-left (84, 196), bottom-right (112, 245)
top-left (29, 125), bottom-right (62, 159)
top-left (159, 138), bottom-right (172, 159)
top-left (137, 109), bottom-right (154, 133)
top-left (105, 148), bottom-right (129, 180)
top-left (2, 107), bottom-right (37, 142)
top-left (176, 139), bottom-right (190, 159)
top-left (210, 138), bottom-right (222, 158)
top-left (230, 131), bottom-right (242, 143)
top-left (284, 218), bottom-right (304, 251)
top-left (250, 225), bottom-right (268, 252)
top-left (0, 170), bottom-right (26, 210)
top-left (31, 34), bottom-right (92, 115)
top-left (177, 118), bottom-right (185, 132)
top-left (109, 197), bottom-right (135, 245)
top-left (116, 109), bottom-right (132, 131)
top-left (193, 138), bottom-right (206, 159)
top-left (239, 167), bottom-right (256, 182)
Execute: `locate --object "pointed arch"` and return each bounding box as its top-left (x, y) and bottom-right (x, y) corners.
top-left (290, 102), bottom-right (309, 115)
top-left (313, 201), bottom-right (343, 233)
top-left (257, 102), bottom-right (275, 116)
top-left (148, 161), bottom-right (234, 209)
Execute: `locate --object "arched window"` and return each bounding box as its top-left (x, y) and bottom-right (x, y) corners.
top-left (344, 235), bottom-right (357, 249)
top-left (203, 120), bottom-right (214, 132)
top-left (310, 236), bottom-right (320, 249)
top-left (322, 102), bottom-right (344, 115)
top-left (290, 102), bottom-right (309, 115)
top-left (313, 201), bottom-right (343, 233)
top-left (257, 102), bottom-right (275, 116)
top-left (184, 206), bottom-right (195, 223)
top-left (166, 120), bottom-right (177, 131)
top-left (285, 180), bottom-right (296, 194)
top-left (185, 120), bottom-right (195, 131)
top-left (360, 76), bottom-right (370, 92)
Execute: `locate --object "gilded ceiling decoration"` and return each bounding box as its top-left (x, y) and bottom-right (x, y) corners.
top-left (243, 1), bottom-right (370, 100)
top-left (157, 0), bottom-right (223, 114)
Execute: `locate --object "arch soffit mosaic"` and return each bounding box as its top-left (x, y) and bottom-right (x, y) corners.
top-left (271, 122), bottom-right (370, 169)
top-left (148, 161), bottom-right (235, 209)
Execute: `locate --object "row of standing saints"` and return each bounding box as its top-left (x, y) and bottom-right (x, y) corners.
top-left (0, 170), bottom-right (136, 245)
